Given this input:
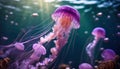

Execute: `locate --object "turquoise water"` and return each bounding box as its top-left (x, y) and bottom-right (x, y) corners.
top-left (0, 0), bottom-right (120, 69)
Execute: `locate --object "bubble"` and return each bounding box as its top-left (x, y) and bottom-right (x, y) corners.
top-left (107, 15), bottom-right (111, 19)
top-left (10, 21), bottom-right (14, 24)
top-left (32, 13), bottom-right (39, 17)
top-left (2, 36), bottom-right (8, 40)
top-left (84, 31), bottom-right (88, 34)
top-left (9, 12), bottom-right (13, 15)
top-left (95, 17), bottom-right (99, 21)
top-left (97, 12), bottom-right (102, 16)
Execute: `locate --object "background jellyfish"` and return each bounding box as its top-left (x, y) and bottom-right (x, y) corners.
top-left (96, 49), bottom-right (120, 69)
top-left (79, 63), bottom-right (93, 69)
top-left (85, 27), bottom-right (106, 64)
top-left (101, 49), bottom-right (116, 61)
top-left (0, 42), bottom-right (24, 59)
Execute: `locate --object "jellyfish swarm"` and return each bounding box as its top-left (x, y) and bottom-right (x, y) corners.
top-left (40, 5), bottom-right (80, 54)
top-left (86, 27), bottom-right (106, 64)
top-left (101, 49), bottom-right (116, 61)
top-left (79, 63), bottom-right (93, 69)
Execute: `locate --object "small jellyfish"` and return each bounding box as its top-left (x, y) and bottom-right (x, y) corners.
top-left (79, 63), bottom-right (93, 69)
top-left (14, 42), bottom-right (24, 51)
top-left (86, 27), bottom-right (106, 64)
top-left (30, 43), bottom-right (46, 60)
top-left (101, 49), bottom-right (116, 61)
top-left (92, 27), bottom-right (105, 40)
top-left (0, 42), bottom-right (24, 59)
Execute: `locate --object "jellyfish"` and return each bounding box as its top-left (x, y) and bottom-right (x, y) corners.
top-left (97, 49), bottom-right (120, 69)
top-left (30, 43), bottom-right (46, 60)
top-left (79, 63), bottom-right (93, 69)
top-left (18, 43), bottom-right (46, 69)
top-left (101, 49), bottom-right (116, 61)
top-left (0, 42), bottom-right (24, 59)
top-left (40, 5), bottom-right (80, 53)
top-left (85, 27), bottom-right (106, 64)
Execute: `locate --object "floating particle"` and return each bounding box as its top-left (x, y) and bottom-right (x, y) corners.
top-left (15, 23), bottom-right (18, 26)
top-left (93, 15), bottom-right (96, 18)
top-left (10, 21), bottom-right (14, 24)
top-left (32, 13), bottom-right (39, 16)
top-left (97, 12), bottom-right (102, 16)
top-left (5, 18), bottom-right (8, 20)
top-left (107, 15), bottom-right (111, 19)
top-left (2, 36), bottom-right (8, 40)
top-left (84, 31), bottom-right (88, 34)
top-left (104, 37), bottom-right (109, 42)
top-left (117, 32), bottom-right (120, 36)
top-left (100, 47), bottom-right (104, 50)
top-left (9, 12), bottom-right (13, 15)
top-left (95, 17), bottom-right (99, 21)
top-left (117, 13), bottom-right (120, 17)
top-left (91, 11), bottom-right (94, 14)
top-left (94, 66), bottom-right (98, 69)
top-left (68, 61), bottom-right (72, 64)
top-left (33, 2), bottom-right (39, 5)
top-left (117, 25), bottom-right (120, 29)
top-left (66, 67), bottom-right (70, 69)
top-left (5, 15), bottom-right (9, 18)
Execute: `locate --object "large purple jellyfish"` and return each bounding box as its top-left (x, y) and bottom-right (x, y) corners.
top-left (40, 5), bottom-right (80, 53)
top-left (79, 63), bottom-right (93, 69)
top-left (101, 49), bottom-right (116, 61)
top-left (86, 27), bottom-right (106, 64)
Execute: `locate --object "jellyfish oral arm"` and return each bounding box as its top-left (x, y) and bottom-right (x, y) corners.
top-left (40, 24), bottom-right (59, 44)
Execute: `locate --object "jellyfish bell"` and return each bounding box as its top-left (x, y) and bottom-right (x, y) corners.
top-left (79, 63), bottom-right (93, 69)
top-left (51, 5), bottom-right (80, 30)
top-left (32, 43), bottom-right (46, 55)
top-left (14, 42), bottom-right (24, 51)
top-left (101, 49), bottom-right (116, 61)
top-left (92, 27), bottom-right (106, 39)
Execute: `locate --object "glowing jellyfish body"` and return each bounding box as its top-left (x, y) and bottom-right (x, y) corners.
top-left (40, 5), bottom-right (80, 53)
top-left (101, 49), bottom-right (116, 61)
top-left (79, 63), bottom-right (93, 69)
top-left (86, 27), bottom-right (106, 64)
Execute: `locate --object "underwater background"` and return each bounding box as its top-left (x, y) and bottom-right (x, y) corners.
top-left (0, 0), bottom-right (120, 68)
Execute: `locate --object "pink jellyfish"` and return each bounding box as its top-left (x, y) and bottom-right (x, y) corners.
top-left (79, 63), bottom-right (93, 69)
top-left (101, 49), bottom-right (116, 61)
top-left (14, 42), bottom-right (24, 51)
top-left (30, 43), bottom-right (46, 60)
top-left (40, 5), bottom-right (80, 53)
top-left (86, 27), bottom-right (106, 64)
top-left (19, 43), bottom-right (46, 69)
